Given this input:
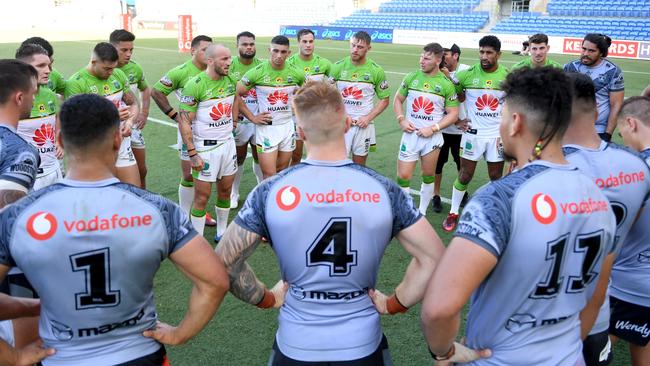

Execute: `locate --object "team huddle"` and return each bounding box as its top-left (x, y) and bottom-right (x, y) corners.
top-left (0, 27), bottom-right (648, 366)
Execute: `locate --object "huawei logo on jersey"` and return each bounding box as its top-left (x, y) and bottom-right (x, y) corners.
top-left (267, 91), bottom-right (289, 105)
top-left (411, 96), bottom-right (434, 115)
top-left (476, 94), bottom-right (499, 111)
top-left (276, 185), bottom-right (301, 211)
top-left (26, 211), bottom-right (58, 240)
top-left (531, 193), bottom-right (557, 225)
top-left (247, 88), bottom-right (257, 99)
top-left (33, 124), bottom-right (55, 146)
top-left (209, 103), bottom-right (232, 121)
top-left (341, 86), bottom-right (363, 100)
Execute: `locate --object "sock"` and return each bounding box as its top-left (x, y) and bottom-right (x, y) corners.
top-left (190, 207), bottom-right (206, 235)
top-left (450, 178), bottom-right (468, 214)
top-left (418, 176), bottom-right (435, 215)
top-left (232, 164), bottom-right (244, 200)
top-left (178, 179), bottom-right (194, 214)
top-left (252, 160), bottom-right (263, 184)
top-left (215, 199), bottom-right (231, 238)
top-left (397, 177), bottom-right (410, 194)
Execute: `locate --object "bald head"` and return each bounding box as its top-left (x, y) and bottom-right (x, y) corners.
top-left (206, 44), bottom-right (232, 77)
top-left (293, 80), bottom-right (347, 145)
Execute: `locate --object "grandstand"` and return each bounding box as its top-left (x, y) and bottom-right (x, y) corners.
top-left (487, 0), bottom-right (650, 41)
top-left (329, 0), bottom-right (488, 32)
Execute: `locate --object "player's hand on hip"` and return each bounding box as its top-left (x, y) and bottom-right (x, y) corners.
top-left (135, 111), bottom-right (148, 129)
top-left (14, 339), bottom-right (56, 366)
top-left (118, 106), bottom-right (131, 122)
top-left (368, 289), bottom-right (389, 314)
top-left (356, 115), bottom-right (371, 128)
top-left (455, 119), bottom-right (471, 131)
top-left (269, 280), bottom-right (289, 308)
top-left (438, 341), bottom-right (491, 365)
top-left (252, 112), bottom-right (272, 125)
top-left (399, 119), bottom-right (416, 133)
top-left (416, 126), bottom-right (435, 138)
top-left (190, 154), bottom-right (204, 172)
top-left (142, 321), bottom-right (185, 346)
top-left (120, 121), bottom-right (133, 137)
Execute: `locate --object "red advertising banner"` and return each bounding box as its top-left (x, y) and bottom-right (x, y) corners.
top-left (563, 37), bottom-right (639, 58)
top-left (178, 15), bottom-right (193, 53)
top-left (120, 14), bottom-right (132, 32)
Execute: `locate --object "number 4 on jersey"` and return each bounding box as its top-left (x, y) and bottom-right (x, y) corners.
top-left (306, 218), bottom-right (357, 276)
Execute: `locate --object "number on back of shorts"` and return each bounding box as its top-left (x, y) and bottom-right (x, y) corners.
top-left (70, 248), bottom-right (121, 310)
top-left (306, 218), bottom-right (357, 276)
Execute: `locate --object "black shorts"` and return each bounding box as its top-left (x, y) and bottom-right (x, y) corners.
top-left (582, 330), bottom-right (613, 366)
top-left (609, 296), bottom-right (650, 346)
top-left (435, 133), bottom-right (462, 174)
top-left (268, 335), bottom-right (392, 366)
top-left (118, 346), bottom-right (168, 366)
top-left (7, 273), bottom-right (38, 299)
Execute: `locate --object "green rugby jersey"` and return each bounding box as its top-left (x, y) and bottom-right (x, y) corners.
top-left (398, 70), bottom-right (459, 129)
top-left (230, 56), bottom-right (262, 120)
top-left (48, 68), bottom-right (66, 95)
top-left (65, 68), bottom-right (130, 108)
top-left (511, 57), bottom-right (563, 70)
top-left (180, 72), bottom-right (237, 141)
top-left (240, 61), bottom-right (305, 125)
top-left (153, 60), bottom-right (203, 101)
top-left (17, 86), bottom-right (59, 175)
top-left (454, 64), bottom-right (509, 138)
top-left (329, 57), bottom-right (390, 121)
top-left (287, 54), bottom-right (332, 81)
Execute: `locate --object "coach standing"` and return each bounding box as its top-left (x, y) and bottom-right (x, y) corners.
top-left (564, 34), bottom-right (624, 142)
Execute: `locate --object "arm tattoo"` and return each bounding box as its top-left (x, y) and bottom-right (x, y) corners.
top-left (0, 190), bottom-right (25, 209)
top-left (122, 90), bottom-right (136, 106)
top-left (215, 223), bottom-right (265, 305)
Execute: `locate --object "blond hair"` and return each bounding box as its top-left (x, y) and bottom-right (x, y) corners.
top-left (292, 80), bottom-right (346, 144)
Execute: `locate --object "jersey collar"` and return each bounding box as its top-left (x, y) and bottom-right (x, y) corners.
top-left (0, 123), bottom-right (17, 133)
top-left (302, 159), bottom-right (354, 167)
top-left (60, 177), bottom-right (121, 187)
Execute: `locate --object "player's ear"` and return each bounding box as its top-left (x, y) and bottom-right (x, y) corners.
top-left (14, 90), bottom-right (23, 108)
top-left (510, 112), bottom-right (524, 137)
top-left (112, 128), bottom-right (122, 153)
top-left (297, 125), bottom-right (306, 141)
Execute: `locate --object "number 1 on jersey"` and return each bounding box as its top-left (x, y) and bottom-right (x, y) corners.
top-left (70, 248), bottom-right (121, 310)
top-left (306, 218), bottom-right (357, 277)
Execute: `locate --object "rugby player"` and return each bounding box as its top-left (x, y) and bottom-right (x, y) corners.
top-left (329, 31), bottom-right (390, 166)
top-left (564, 34), bottom-right (624, 142)
top-left (433, 43), bottom-right (470, 213)
top-left (422, 66), bottom-right (617, 365)
top-left (0, 93), bottom-right (229, 365)
top-left (610, 96), bottom-right (650, 366)
top-left (20, 37), bottom-right (65, 96)
top-left (237, 35), bottom-right (305, 179)
top-left (442, 35), bottom-right (508, 232)
top-left (64, 42), bottom-right (140, 186)
top-left (287, 28), bottom-right (333, 166)
top-left (563, 73), bottom-right (650, 366)
top-left (216, 80), bottom-right (475, 365)
top-left (151, 35), bottom-right (217, 226)
top-left (511, 34), bottom-right (562, 70)
top-left (178, 44), bottom-right (240, 242)
top-left (110, 29), bottom-right (151, 188)
top-left (393, 43), bottom-right (459, 215)
top-left (0, 59), bottom-right (46, 365)
top-left (15, 44), bottom-right (62, 191)
top-left (230, 31), bottom-right (265, 208)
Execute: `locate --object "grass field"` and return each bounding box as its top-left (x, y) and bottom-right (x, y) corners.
top-left (1, 37), bottom-right (649, 365)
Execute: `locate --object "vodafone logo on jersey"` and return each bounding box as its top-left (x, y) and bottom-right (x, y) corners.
top-left (26, 211), bottom-right (58, 240)
top-left (267, 91), bottom-right (289, 105)
top-left (531, 193), bottom-right (557, 224)
top-left (209, 103), bottom-right (232, 121)
top-left (341, 86), bottom-right (363, 100)
top-left (33, 124), bottom-right (55, 146)
top-left (476, 94), bottom-right (499, 111)
top-left (276, 185), bottom-right (301, 211)
top-left (411, 96), bottom-right (434, 115)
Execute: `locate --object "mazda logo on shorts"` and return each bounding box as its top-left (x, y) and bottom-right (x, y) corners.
top-left (276, 185), bottom-right (301, 211)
